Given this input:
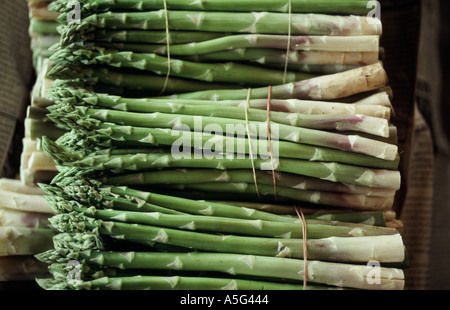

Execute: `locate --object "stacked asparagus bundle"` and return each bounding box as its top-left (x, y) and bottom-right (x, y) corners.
top-left (27, 0), bottom-right (60, 72)
top-left (0, 1), bottom-right (59, 287)
top-left (23, 0), bottom-right (408, 290)
top-left (0, 178), bottom-right (54, 283)
top-left (22, 0), bottom-right (62, 184)
top-left (36, 174), bottom-right (406, 290)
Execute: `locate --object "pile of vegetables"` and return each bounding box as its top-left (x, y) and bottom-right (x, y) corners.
top-left (18, 0), bottom-right (408, 290)
top-left (0, 178), bottom-right (54, 284)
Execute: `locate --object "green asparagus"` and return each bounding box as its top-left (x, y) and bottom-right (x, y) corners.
top-left (42, 140), bottom-right (401, 189)
top-left (50, 0), bottom-right (376, 16)
top-left (48, 211), bottom-right (406, 264)
top-left (162, 62), bottom-right (389, 100)
top-left (101, 169), bottom-right (398, 198)
top-left (93, 34), bottom-right (380, 55)
top-left (36, 240), bottom-right (404, 290)
top-left (0, 227), bottom-right (54, 256)
top-left (57, 10), bottom-right (382, 46)
top-left (26, 0), bottom-right (407, 292)
top-left (48, 85), bottom-right (392, 119)
top-left (49, 43), bottom-right (316, 86)
top-left (43, 194), bottom-right (398, 239)
top-left (44, 106), bottom-right (398, 161)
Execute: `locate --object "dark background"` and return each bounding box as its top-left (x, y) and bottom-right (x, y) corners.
top-left (380, 0), bottom-right (450, 290)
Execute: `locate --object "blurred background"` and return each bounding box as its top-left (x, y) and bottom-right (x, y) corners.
top-left (0, 0), bottom-right (448, 290)
top-left (379, 0), bottom-right (450, 290)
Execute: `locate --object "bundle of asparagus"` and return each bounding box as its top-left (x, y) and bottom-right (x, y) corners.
top-left (22, 0), bottom-right (62, 184)
top-left (27, 0), bottom-right (60, 71)
top-left (19, 0), bottom-right (408, 291)
top-left (0, 178), bottom-right (54, 284)
top-left (40, 62), bottom-right (400, 211)
top-left (0, 2), bottom-right (60, 287)
top-left (34, 175), bottom-right (406, 290)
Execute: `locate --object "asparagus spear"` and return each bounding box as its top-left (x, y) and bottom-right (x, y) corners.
top-left (179, 182), bottom-right (394, 211)
top-left (219, 202), bottom-right (389, 226)
top-left (85, 41), bottom-right (380, 68)
top-left (266, 63), bottom-right (361, 75)
top-left (51, 128), bottom-right (168, 158)
top-left (355, 91), bottom-right (393, 108)
top-left (164, 62), bottom-right (389, 100)
top-left (47, 125), bottom-right (399, 170)
top-left (101, 169), bottom-right (397, 198)
top-left (215, 200), bottom-right (299, 216)
top-left (47, 64), bottom-right (252, 95)
top-left (20, 137), bottom-right (58, 185)
top-left (37, 245), bottom-right (404, 290)
top-left (25, 103), bottom-right (67, 140)
top-left (49, 62), bottom-right (387, 99)
top-left (28, 19), bottom-right (59, 36)
top-left (93, 29), bottom-right (231, 44)
top-left (38, 273), bottom-right (327, 290)
top-left (100, 169), bottom-right (397, 209)
top-left (49, 44), bottom-right (316, 86)
top-left (41, 178), bottom-right (299, 223)
top-left (75, 152), bottom-right (400, 189)
top-left (48, 211), bottom-right (406, 264)
top-left (47, 94), bottom-right (391, 139)
top-left (83, 251), bottom-right (399, 290)
top-left (267, 63), bottom-right (359, 74)
top-left (89, 31), bottom-right (379, 72)
top-left (44, 193), bottom-right (399, 239)
top-left (57, 10), bottom-right (382, 46)
top-left (42, 140), bottom-right (401, 189)
top-left (42, 181), bottom-right (190, 216)
top-left (0, 178), bottom-right (45, 195)
top-left (0, 227), bottom-right (54, 256)
top-left (45, 106), bottom-right (398, 161)
top-left (44, 174), bottom-right (397, 226)
top-left (183, 49), bottom-right (379, 66)
top-left (75, 268), bottom-right (400, 290)
top-left (226, 98), bottom-right (390, 119)
top-left (94, 34), bottom-right (381, 54)
top-left (0, 208), bottom-right (51, 229)
top-left (50, 0), bottom-right (375, 15)
top-left (25, 118), bottom-right (67, 140)
top-left (0, 188), bottom-right (54, 214)
top-left (48, 85), bottom-right (392, 120)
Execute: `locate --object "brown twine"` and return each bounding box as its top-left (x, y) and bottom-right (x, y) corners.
top-left (245, 88), bottom-right (261, 200)
top-left (160, 0), bottom-right (171, 95)
top-left (266, 85), bottom-right (277, 200)
top-left (294, 205), bottom-right (308, 290)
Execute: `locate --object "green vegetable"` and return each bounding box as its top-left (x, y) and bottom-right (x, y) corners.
top-left (50, 0), bottom-right (376, 16)
top-left (163, 62), bottom-right (389, 100)
top-left (49, 43), bottom-right (316, 86)
top-left (47, 211), bottom-right (406, 264)
top-left (43, 194), bottom-right (398, 238)
top-left (57, 10), bottom-right (382, 46)
top-left (93, 34), bottom-right (380, 55)
top-left (44, 104), bottom-right (398, 161)
top-left (42, 139), bottom-right (401, 189)
top-left (37, 242), bottom-right (404, 290)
